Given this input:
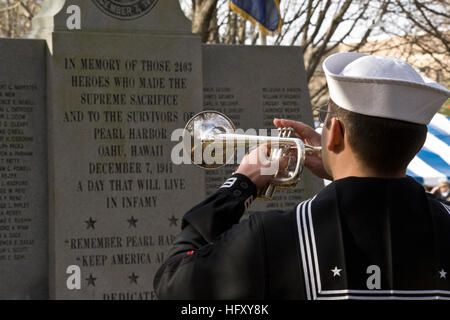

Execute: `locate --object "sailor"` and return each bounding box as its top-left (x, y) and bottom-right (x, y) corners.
top-left (154, 53), bottom-right (450, 300)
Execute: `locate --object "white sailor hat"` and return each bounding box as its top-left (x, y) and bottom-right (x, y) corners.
top-left (323, 52), bottom-right (450, 124)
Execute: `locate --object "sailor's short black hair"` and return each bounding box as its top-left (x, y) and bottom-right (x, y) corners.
top-left (325, 100), bottom-right (428, 175)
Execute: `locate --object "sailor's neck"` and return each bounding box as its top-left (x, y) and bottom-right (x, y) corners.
top-left (332, 161), bottom-right (406, 181)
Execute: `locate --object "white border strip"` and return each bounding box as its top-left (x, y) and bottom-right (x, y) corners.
top-left (320, 289), bottom-right (450, 295)
top-left (296, 200), bottom-right (312, 300)
top-left (302, 199), bottom-right (317, 300)
top-left (317, 295), bottom-right (450, 300)
top-left (308, 197), bottom-right (322, 293)
top-left (441, 203), bottom-right (450, 215)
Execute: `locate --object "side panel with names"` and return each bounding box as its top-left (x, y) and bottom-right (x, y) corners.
top-left (0, 38), bottom-right (48, 299)
top-left (202, 45), bottom-right (323, 213)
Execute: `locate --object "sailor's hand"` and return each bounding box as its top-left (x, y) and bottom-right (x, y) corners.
top-left (235, 144), bottom-right (288, 192)
top-left (274, 118), bottom-right (332, 180)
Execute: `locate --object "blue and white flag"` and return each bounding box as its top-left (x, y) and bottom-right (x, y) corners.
top-left (230, 0), bottom-right (282, 35)
top-left (407, 113), bottom-right (450, 186)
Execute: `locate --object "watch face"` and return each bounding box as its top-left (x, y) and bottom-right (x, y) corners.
top-left (92, 0), bottom-right (159, 20)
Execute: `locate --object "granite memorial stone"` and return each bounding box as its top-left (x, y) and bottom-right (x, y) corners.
top-left (0, 38), bottom-right (48, 299)
top-left (31, 0), bottom-right (205, 299)
top-left (202, 45), bottom-right (323, 213)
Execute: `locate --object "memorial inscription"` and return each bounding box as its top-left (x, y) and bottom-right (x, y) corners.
top-left (49, 32), bottom-right (203, 299)
top-left (0, 84), bottom-right (36, 260)
top-left (0, 39), bottom-right (48, 299)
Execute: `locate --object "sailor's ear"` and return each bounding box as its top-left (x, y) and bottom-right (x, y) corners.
top-left (326, 118), bottom-right (344, 153)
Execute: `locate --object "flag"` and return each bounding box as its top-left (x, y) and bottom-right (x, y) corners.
top-left (230, 0), bottom-right (282, 35)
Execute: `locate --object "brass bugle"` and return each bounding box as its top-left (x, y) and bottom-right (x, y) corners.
top-left (183, 110), bottom-right (321, 200)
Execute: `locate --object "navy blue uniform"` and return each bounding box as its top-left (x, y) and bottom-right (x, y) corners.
top-left (154, 174), bottom-right (450, 300)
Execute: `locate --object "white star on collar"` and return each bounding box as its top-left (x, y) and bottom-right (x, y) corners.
top-left (331, 266), bottom-right (342, 277)
top-left (439, 269), bottom-right (447, 279)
